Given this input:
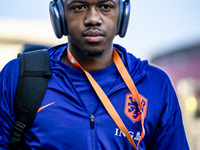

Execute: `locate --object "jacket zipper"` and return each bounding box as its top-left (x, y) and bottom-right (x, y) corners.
top-left (90, 115), bottom-right (95, 129)
top-left (90, 115), bottom-right (95, 150)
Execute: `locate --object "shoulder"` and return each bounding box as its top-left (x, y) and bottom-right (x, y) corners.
top-left (145, 64), bottom-right (177, 103)
top-left (145, 64), bottom-right (173, 88)
top-left (0, 58), bottom-right (19, 93)
top-left (147, 64), bottom-right (171, 79)
top-left (0, 58), bottom-right (19, 80)
top-left (0, 58), bottom-right (19, 117)
top-left (146, 64), bottom-right (181, 113)
top-left (0, 59), bottom-right (19, 91)
top-left (113, 44), bottom-right (173, 88)
top-left (48, 43), bottom-right (68, 59)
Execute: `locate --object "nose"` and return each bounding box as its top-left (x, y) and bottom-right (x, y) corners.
top-left (84, 7), bottom-right (102, 26)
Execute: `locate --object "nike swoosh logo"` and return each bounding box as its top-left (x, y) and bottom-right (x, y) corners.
top-left (37, 102), bottom-right (55, 113)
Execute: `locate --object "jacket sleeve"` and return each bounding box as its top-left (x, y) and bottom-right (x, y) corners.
top-left (147, 75), bottom-right (189, 150)
top-left (0, 59), bottom-right (19, 149)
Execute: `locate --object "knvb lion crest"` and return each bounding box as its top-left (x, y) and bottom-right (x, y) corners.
top-left (124, 93), bottom-right (148, 123)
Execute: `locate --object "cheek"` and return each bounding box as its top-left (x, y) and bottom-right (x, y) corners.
top-left (67, 23), bottom-right (83, 41)
top-left (67, 20), bottom-right (78, 31)
top-left (65, 15), bottom-right (83, 33)
top-left (106, 18), bottom-right (118, 35)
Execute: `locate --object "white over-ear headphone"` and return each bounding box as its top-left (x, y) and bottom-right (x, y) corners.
top-left (49, 0), bottom-right (130, 38)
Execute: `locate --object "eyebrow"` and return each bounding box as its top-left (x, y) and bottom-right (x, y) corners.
top-left (67, 0), bottom-right (116, 5)
top-left (99, 0), bottom-right (116, 4)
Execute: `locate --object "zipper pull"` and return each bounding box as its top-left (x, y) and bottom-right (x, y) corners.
top-left (90, 115), bottom-right (95, 129)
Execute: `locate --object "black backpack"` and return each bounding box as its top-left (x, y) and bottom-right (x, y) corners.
top-left (9, 49), bottom-right (52, 150)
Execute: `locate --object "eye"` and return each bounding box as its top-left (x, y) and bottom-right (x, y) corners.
top-left (71, 5), bottom-right (87, 12)
top-left (99, 4), bottom-right (113, 12)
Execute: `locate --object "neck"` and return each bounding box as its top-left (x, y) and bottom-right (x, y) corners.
top-left (61, 45), bottom-right (114, 71)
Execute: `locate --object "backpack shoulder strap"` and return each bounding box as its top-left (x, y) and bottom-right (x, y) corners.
top-left (9, 49), bottom-right (52, 150)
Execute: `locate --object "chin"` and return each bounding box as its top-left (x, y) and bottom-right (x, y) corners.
top-left (82, 48), bottom-right (105, 57)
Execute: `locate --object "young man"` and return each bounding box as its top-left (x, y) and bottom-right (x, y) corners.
top-left (0, 0), bottom-right (189, 149)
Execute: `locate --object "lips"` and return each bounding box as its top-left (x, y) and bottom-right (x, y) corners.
top-left (83, 29), bottom-right (105, 43)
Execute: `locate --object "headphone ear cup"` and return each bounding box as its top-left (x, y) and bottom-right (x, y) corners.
top-left (49, 1), bottom-right (63, 38)
top-left (49, 0), bottom-right (67, 39)
top-left (118, 1), bottom-right (130, 38)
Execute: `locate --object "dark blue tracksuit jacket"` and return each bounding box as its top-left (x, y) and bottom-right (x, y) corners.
top-left (0, 44), bottom-right (189, 149)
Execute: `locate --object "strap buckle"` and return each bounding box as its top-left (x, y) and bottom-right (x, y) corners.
top-left (13, 121), bottom-right (26, 138)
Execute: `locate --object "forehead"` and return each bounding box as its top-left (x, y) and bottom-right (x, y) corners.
top-left (64, 0), bottom-right (119, 4)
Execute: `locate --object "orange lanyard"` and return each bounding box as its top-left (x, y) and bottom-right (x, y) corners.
top-left (67, 47), bottom-right (145, 150)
